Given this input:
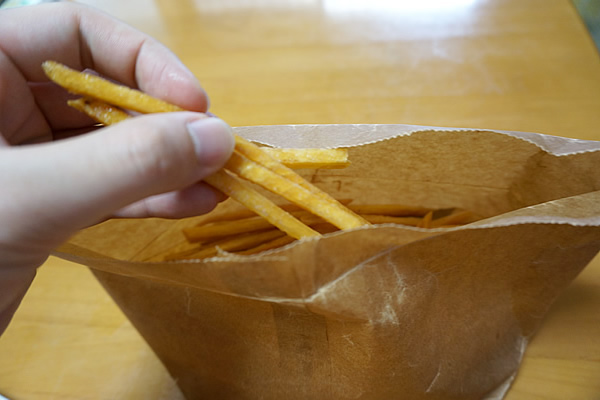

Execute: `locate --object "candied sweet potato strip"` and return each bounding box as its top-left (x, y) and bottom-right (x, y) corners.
top-left (67, 98), bottom-right (130, 125)
top-left (43, 61), bottom-right (183, 113)
top-left (225, 152), bottom-right (368, 230)
top-left (348, 204), bottom-right (433, 217)
top-left (184, 210), bottom-right (326, 243)
top-left (234, 235), bottom-right (297, 255)
top-left (183, 215), bottom-right (276, 243)
top-left (262, 147), bottom-right (349, 169)
top-left (234, 136), bottom-right (369, 224)
top-left (43, 60), bottom-right (370, 240)
top-left (174, 229), bottom-right (287, 260)
top-left (430, 210), bottom-right (479, 228)
top-left (361, 215), bottom-right (423, 226)
top-left (417, 211), bottom-right (434, 228)
top-left (204, 170), bottom-right (320, 240)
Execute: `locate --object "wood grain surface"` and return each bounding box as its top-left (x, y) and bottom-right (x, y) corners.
top-left (0, 0), bottom-right (599, 399)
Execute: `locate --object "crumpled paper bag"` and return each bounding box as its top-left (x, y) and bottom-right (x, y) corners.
top-left (55, 125), bottom-right (600, 400)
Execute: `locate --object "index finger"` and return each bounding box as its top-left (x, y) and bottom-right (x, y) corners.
top-left (0, 2), bottom-right (208, 112)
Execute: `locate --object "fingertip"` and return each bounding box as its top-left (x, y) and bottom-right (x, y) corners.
top-left (158, 65), bottom-right (210, 112)
top-left (186, 117), bottom-right (235, 176)
top-left (135, 46), bottom-right (210, 112)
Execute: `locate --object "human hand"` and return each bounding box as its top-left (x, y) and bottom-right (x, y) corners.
top-left (0, 2), bottom-right (234, 333)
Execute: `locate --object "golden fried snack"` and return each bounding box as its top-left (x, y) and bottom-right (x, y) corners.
top-left (224, 152), bottom-right (367, 230)
top-left (67, 98), bottom-right (130, 125)
top-left (261, 147), bottom-right (349, 169)
top-left (62, 98), bottom-right (322, 239)
top-left (361, 215), bottom-right (424, 226)
top-left (43, 61), bottom-right (183, 113)
top-left (183, 214), bottom-right (278, 243)
top-left (203, 170), bottom-right (320, 240)
top-left (183, 210), bottom-right (327, 243)
top-left (43, 60), bottom-right (480, 261)
top-left (430, 210), bottom-right (479, 228)
top-left (233, 136), bottom-right (362, 209)
top-left (165, 229), bottom-right (286, 261)
top-left (61, 92), bottom-right (365, 231)
top-left (174, 206), bottom-right (479, 259)
top-left (67, 96), bottom-right (349, 173)
top-left (64, 96), bottom-right (352, 172)
top-left (417, 211), bottom-right (434, 228)
top-left (348, 204), bottom-right (433, 217)
top-left (197, 200), bottom-right (351, 225)
top-left (63, 96), bottom-right (342, 239)
top-left (199, 203), bottom-right (307, 224)
top-left (234, 235), bottom-right (296, 256)
top-left (233, 137), bottom-right (369, 226)
top-left (154, 241), bottom-right (207, 262)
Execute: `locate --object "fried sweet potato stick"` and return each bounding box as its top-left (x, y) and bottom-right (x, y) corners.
top-left (234, 235), bottom-right (296, 255)
top-left (43, 61), bottom-right (183, 113)
top-left (204, 170), bottom-right (320, 240)
top-left (67, 98), bottom-right (130, 125)
top-left (156, 241), bottom-right (205, 262)
top-left (184, 210), bottom-right (326, 243)
top-left (361, 215), bottom-right (424, 226)
top-left (184, 214), bottom-right (280, 243)
top-left (417, 211), bottom-right (434, 228)
top-left (198, 203), bottom-right (309, 225)
top-left (197, 199), bottom-right (352, 225)
top-left (261, 148), bottom-right (349, 169)
top-left (66, 98), bottom-right (351, 171)
top-left (234, 136), bottom-right (369, 224)
top-left (430, 210), bottom-right (478, 228)
top-left (63, 96), bottom-right (321, 239)
top-left (348, 204), bottom-right (433, 217)
top-left (45, 61), bottom-right (365, 238)
top-left (172, 229), bottom-right (287, 260)
top-left (225, 152), bottom-right (368, 230)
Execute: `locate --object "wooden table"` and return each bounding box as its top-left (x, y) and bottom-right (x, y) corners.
top-left (1, 0), bottom-right (599, 398)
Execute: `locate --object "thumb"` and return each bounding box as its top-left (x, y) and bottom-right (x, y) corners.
top-left (0, 112), bottom-right (234, 245)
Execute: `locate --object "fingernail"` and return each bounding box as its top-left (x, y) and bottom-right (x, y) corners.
top-left (187, 118), bottom-right (234, 164)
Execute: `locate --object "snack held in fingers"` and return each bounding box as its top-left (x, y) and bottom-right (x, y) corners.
top-left (42, 61), bottom-right (183, 113)
top-left (44, 60), bottom-right (479, 260)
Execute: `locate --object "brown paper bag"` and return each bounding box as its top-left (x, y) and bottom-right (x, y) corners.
top-left (55, 125), bottom-right (600, 400)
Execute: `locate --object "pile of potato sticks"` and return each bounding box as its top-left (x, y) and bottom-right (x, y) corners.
top-left (43, 61), bottom-right (477, 260)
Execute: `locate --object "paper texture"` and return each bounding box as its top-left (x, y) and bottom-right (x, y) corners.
top-left (56, 125), bottom-right (600, 400)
